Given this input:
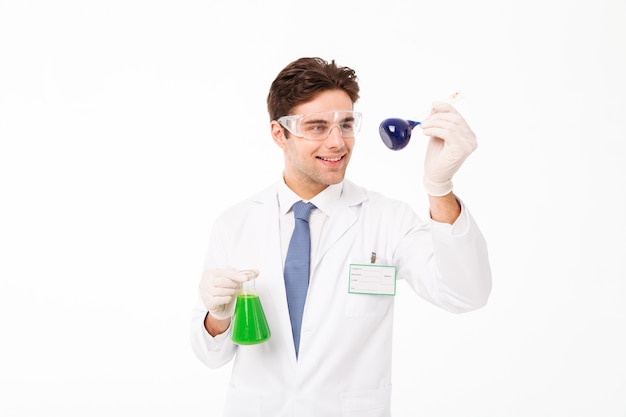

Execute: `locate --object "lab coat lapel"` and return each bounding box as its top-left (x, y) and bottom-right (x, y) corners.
top-left (252, 184), bottom-right (301, 359)
top-left (313, 180), bottom-right (367, 268)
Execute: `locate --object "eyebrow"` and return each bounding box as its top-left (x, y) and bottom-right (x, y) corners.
top-left (302, 115), bottom-right (355, 125)
top-left (302, 117), bottom-right (330, 125)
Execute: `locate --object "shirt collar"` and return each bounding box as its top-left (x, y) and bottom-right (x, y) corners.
top-left (278, 179), bottom-right (343, 217)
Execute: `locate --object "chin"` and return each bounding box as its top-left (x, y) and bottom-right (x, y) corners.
top-left (324, 174), bottom-right (346, 185)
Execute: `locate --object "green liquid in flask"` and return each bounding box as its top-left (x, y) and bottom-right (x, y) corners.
top-left (231, 294), bottom-right (271, 345)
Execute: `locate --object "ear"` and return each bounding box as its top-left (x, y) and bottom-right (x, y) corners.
top-left (271, 120), bottom-right (288, 151)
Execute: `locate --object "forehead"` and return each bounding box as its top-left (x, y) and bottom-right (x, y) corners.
top-left (291, 89), bottom-right (354, 115)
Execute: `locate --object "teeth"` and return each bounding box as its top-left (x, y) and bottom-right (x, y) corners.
top-left (321, 156), bottom-right (342, 162)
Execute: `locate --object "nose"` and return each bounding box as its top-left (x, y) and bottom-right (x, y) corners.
top-left (324, 125), bottom-right (346, 147)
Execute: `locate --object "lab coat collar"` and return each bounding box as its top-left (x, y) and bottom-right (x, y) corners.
top-left (251, 178), bottom-right (367, 209)
top-left (252, 178), bottom-right (368, 267)
top-left (276, 181), bottom-right (343, 217)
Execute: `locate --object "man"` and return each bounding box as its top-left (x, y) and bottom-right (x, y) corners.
top-left (191, 57), bottom-right (491, 417)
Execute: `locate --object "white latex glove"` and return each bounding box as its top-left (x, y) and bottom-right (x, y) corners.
top-left (199, 268), bottom-right (258, 320)
top-left (420, 102), bottom-right (477, 196)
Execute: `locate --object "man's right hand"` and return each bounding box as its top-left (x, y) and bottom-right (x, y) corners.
top-left (199, 268), bottom-right (259, 321)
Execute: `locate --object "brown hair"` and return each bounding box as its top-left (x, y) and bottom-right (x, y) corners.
top-left (266, 57), bottom-right (360, 121)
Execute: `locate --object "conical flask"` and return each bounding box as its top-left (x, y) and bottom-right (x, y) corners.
top-left (231, 271), bottom-right (271, 345)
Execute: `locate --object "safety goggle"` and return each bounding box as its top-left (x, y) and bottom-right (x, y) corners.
top-left (277, 110), bottom-right (362, 141)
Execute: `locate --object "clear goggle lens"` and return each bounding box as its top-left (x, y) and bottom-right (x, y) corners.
top-left (278, 110), bottom-right (362, 140)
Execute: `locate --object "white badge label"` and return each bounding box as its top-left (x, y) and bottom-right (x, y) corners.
top-left (348, 264), bottom-right (396, 296)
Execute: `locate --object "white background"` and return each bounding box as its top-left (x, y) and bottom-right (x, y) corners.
top-left (1, 0), bottom-right (625, 416)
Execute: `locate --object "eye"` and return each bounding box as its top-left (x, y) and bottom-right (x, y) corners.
top-left (303, 123), bottom-right (328, 133)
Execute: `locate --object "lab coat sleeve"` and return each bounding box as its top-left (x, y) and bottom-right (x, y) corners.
top-left (406, 199), bottom-right (492, 313)
top-left (190, 297), bottom-right (237, 369)
top-left (189, 212), bottom-right (239, 369)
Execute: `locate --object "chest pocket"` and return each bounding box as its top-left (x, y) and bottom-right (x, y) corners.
top-left (344, 292), bottom-right (393, 317)
top-left (344, 253), bottom-right (395, 317)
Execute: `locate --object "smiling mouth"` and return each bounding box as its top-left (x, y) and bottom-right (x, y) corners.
top-left (317, 155), bottom-right (343, 162)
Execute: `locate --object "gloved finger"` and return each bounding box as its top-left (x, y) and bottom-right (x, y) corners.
top-left (424, 101), bottom-right (467, 121)
top-left (423, 130), bottom-right (477, 157)
top-left (199, 272), bottom-right (239, 300)
top-left (210, 275), bottom-right (245, 289)
top-left (207, 294), bottom-right (235, 309)
top-left (430, 101), bottom-right (460, 114)
top-left (420, 122), bottom-right (459, 139)
top-left (421, 118), bottom-right (476, 144)
top-left (201, 268), bottom-right (257, 287)
top-left (219, 268), bottom-right (259, 283)
top-left (421, 119), bottom-right (468, 135)
top-left (208, 285), bottom-right (240, 297)
top-left (422, 126), bottom-right (473, 140)
top-left (421, 111), bottom-right (466, 128)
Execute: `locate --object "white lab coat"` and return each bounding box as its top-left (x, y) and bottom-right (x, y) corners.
top-left (190, 179), bottom-right (491, 417)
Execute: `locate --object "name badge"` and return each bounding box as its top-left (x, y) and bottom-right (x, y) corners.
top-left (348, 264), bottom-right (396, 296)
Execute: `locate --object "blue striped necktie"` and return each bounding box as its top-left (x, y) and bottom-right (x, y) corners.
top-left (284, 201), bottom-right (315, 358)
